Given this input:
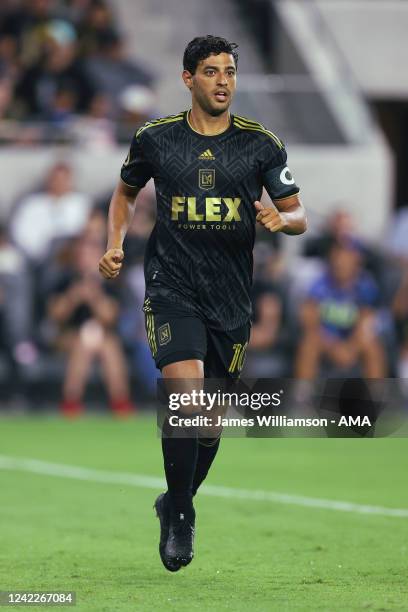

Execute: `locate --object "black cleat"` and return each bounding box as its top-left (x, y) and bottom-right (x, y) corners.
top-left (154, 493), bottom-right (181, 572)
top-left (164, 507), bottom-right (195, 567)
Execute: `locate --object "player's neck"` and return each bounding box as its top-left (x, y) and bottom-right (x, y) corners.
top-left (188, 106), bottom-right (230, 136)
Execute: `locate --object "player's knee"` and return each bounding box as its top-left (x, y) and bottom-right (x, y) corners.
top-left (198, 431), bottom-right (222, 445)
top-left (163, 360), bottom-right (205, 416)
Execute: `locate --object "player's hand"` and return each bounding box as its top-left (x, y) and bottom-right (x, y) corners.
top-left (98, 248), bottom-right (124, 279)
top-left (254, 201), bottom-right (286, 232)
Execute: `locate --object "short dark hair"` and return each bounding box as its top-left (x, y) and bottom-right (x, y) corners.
top-left (183, 35), bottom-right (239, 75)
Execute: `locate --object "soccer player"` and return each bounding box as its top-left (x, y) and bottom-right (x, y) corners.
top-left (99, 35), bottom-right (307, 571)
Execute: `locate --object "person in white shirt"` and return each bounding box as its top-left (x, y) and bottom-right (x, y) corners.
top-left (11, 162), bottom-right (92, 264)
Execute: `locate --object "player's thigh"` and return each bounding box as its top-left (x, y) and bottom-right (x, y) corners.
top-left (162, 359), bottom-right (205, 417)
top-left (205, 321), bottom-right (251, 378)
top-left (162, 359), bottom-right (204, 379)
top-left (144, 314), bottom-right (207, 417)
top-left (144, 309), bottom-right (207, 372)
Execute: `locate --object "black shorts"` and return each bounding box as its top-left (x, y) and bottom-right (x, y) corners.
top-left (143, 297), bottom-right (250, 378)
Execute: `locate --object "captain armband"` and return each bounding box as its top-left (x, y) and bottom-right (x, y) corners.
top-left (263, 164), bottom-right (300, 200)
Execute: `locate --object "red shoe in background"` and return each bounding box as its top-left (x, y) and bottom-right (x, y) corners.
top-left (60, 399), bottom-right (84, 418)
top-left (111, 398), bottom-right (136, 417)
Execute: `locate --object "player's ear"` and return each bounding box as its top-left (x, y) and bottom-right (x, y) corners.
top-left (182, 70), bottom-right (193, 90)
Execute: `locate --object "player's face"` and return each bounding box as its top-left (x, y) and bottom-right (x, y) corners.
top-left (184, 53), bottom-right (237, 116)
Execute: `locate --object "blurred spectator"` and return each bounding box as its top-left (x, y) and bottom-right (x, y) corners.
top-left (10, 161), bottom-right (92, 264)
top-left (0, 0), bottom-right (155, 143)
top-left (123, 186), bottom-right (155, 264)
top-left (37, 206), bottom-right (106, 324)
top-left (117, 85), bottom-right (156, 142)
top-left (244, 242), bottom-right (289, 377)
top-left (72, 91), bottom-right (116, 149)
top-left (83, 29), bottom-right (154, 119)
top-left (77, 0), bottom-right (115, 56)
top-left (0, 0), bottom-right (55, 71)
top-left (303, 209), bottom-right (355, 257)
top-left (47, 235), bottom-right (135, 416)
top-left (118, 190), bottom-right (157, 394)
top-left (81, 206), bottom-right (107, 243)
top-left (387, 205), bottom-right (408, 263)
top-left (15, 18), bottom-right (94, 119)
top-left (0, 33), bottom-right (18, 79)
top-left (0, 68), bottom-right (15, 119)
top-left (392, 270), bottom-right (408, 379)
top-left (303, 208), bottom-right (388, 300)
top-left (0, 223), bottom-right (37, 403)
top-left (295, 240), bottom-right (386, 378)
top-left (58, 0), bottom-right (94, 28)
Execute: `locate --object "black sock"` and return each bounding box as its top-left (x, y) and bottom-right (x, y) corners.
top-left (192, 436), bottom-right (221, 496)
top-left (161, 417), bottom-right (198, 517)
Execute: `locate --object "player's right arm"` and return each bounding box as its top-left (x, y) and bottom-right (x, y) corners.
top-left (99, 180), bottom-right (140, 279)
top-left (99, 128), bottom-right (153, 280)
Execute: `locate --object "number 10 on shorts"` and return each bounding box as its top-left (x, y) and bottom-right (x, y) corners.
top-left (228, 342), bottom-right (248, 373)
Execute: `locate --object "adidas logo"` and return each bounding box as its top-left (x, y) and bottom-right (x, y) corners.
top-left (198, 149), bottom-right (215, 160)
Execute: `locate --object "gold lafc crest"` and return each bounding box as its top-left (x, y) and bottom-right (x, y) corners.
top-left (199, 169), bottom-right (215, 190)
top-left (158, 323), bottom-right (171, 346)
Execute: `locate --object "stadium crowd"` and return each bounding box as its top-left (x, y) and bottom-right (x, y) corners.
top-left (0, 0), bottom-right (156, 145)
top-left (0, 159), bottom-right (407, 412)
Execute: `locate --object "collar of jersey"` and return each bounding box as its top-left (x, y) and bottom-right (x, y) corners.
top-left (185, 110), bottom-right (234, 137)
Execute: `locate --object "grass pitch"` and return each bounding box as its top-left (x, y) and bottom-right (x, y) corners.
top-left (0, 415), bottom-right (407, 611)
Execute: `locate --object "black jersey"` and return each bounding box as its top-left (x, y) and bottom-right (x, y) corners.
top-left (120, 110), bottom-right (300, 331)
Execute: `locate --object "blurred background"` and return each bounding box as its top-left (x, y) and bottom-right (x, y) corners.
top-left (0, 0), bottom-right (407, 414)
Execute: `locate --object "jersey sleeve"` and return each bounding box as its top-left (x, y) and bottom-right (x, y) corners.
top-left (120, 132), bottom-right (153, 188)
top-left (261, 140), bottom-right (300, 201)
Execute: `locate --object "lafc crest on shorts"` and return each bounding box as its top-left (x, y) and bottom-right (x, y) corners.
top-left (158, 323), bottom-right (171, 346)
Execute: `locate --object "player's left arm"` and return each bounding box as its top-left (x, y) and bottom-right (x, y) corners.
top-left (256, 138), bottom-right (307, 234)
top-left (254, 193), bottom-right (307, 235)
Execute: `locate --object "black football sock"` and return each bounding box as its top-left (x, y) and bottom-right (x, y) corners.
top-left (162, 416), bottom-right (198, 518)
top-left (191, 436), bottom-right (221, 496)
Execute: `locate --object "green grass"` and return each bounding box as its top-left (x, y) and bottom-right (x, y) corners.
top-left (0, 416), bottom-right (408, 611)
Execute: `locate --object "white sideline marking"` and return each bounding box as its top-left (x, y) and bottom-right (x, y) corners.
top-left (0, 455), bottom-right (407, 518)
